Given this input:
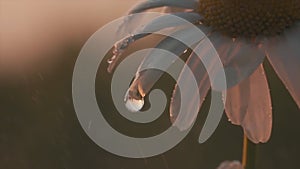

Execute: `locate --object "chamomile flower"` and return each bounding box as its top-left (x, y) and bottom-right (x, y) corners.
top-left (107, 0), bottom-right (300, 144)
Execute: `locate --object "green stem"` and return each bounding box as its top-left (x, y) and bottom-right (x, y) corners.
top-left (242, 134), bottom-right (256, 169)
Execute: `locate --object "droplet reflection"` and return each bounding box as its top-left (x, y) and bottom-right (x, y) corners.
top-left (124, 90), bottom-right (144, 112)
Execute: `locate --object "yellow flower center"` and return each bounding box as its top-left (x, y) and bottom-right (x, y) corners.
top-left (198, 0), bottom-right (300, 37)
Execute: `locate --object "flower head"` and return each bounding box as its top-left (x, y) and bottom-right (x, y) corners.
top-left (198, 0), bottom-right (300, 37)
top-left (107, 0), bottom-right (300, 144)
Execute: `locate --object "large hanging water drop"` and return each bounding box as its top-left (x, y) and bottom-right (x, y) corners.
top-left (124, 89), bottom-right (145, 112)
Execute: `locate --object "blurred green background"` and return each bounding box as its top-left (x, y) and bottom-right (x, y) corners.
top-left (1, 1), bottom-right (300, 169)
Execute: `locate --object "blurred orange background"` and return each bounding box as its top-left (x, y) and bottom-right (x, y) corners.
top-left (0, 0), bottom-right (139, 76)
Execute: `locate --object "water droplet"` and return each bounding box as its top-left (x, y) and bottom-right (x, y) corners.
top-left (261, 68), bottom-right (265, 75)
top-left (169, 112), bottom-right (176, 124)
top-left (107, 55), bottom-right (116, 64)
top-left (125, 97), bottom-right (144, 112)
top-left (124, 90), bottom-right (144, 112)
top-left (114, 35), bottom-right (134, 54)
top-left (221, 93), bottom-right (226, 104)
top-left (107, 35), bottom-right (135, 72)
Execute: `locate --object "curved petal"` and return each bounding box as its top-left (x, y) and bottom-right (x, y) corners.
top-left (171, 31), bottom-right (265, 132)
top-left (170, 26), bottom-right (222, 131)
top-left (162, 6), bottom-right (193, 13)
top-left (170, 50), bottom-right (211, 130)
top-left (142, 12), bottom-right (202, 33)
top-left (108, 12), bottom-right (204, 72)
top-left (265, 22), bottom-right (300, 108)
top-left (117, 0), bottom-right (198, 34)
top-left (208, 33), bottom-right (266, 90)
top-left (224, 65), bottom-right (272, 143)
top-left (128, 0), bottom-right (198, 14)
top-left (126, 26), bottom-right (206, 101)
top-left (128, 39), bottom-right (187, 98)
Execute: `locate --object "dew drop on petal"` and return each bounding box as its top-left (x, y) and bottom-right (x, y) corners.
top-left (124, 90), bottom-right (144, 112)
top-left (107, 35), bottom-right (135, 73)
top-left (125, 97), bottom-right (144, 112)
top-left (107, 56), bottom-right (115, 64)
top-left (107, 60), bottom-right (112, 64)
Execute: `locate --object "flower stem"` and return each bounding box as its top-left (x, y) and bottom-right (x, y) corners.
top-left (242, 134), bottom-right (256, 169)
top-left (242, 134), bottom-right (248, 168)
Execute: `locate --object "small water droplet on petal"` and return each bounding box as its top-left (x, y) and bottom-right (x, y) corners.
top-left (125, 97), bottom-right (144, 112)
top-left (124, 90), bottom-right (144, 112)
top-left (107, 35), bottom-right (135, 73)
top-left (107, 55), bottom-right (116, 64)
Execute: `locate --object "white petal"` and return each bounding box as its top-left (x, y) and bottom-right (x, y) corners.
top-left (160, 0), bottom-right (197, 13)
top-left (108, 12), bottom-right (204, 72)
top-left (129, 0), bottom-right (198, 14)
top-left (224, 65), bottom-right (272, 143)
top-left (170, 26), bottom-right (226, 134)
top-left (162, 6), bottom-right (193, 13)
top-left (216, 161), bottom-right (244, 169)
top-left (208, 33), bottom-right (265, 89)
top-left (142, 12), bottom-right (203, 33)
top-left (118, 0), bottom-right (198, 34)
top-left (130, 38), bottom-right (187, 95)
top-left (127, 26), bottom-right (206, 100)
top-left (122, 12), bottom-right (202, 38)
top-left (265, 22), bottom-right (300, 108)
top-left (170, 51), bottom-right (211, 130)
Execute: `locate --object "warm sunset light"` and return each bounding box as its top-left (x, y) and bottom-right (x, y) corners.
top-left (1, 1), bottom-right (299, 169)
